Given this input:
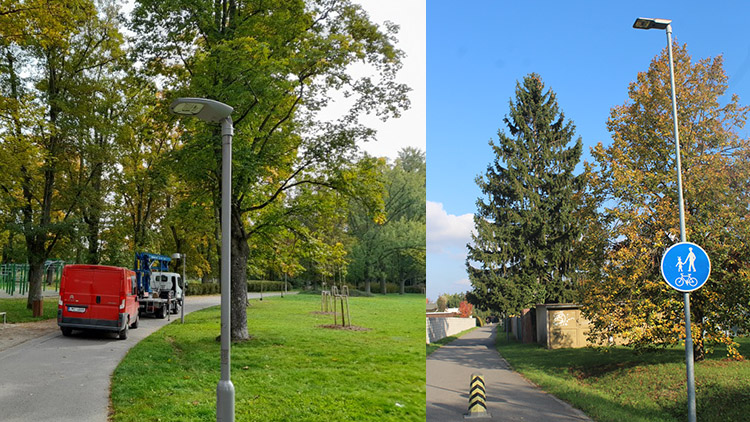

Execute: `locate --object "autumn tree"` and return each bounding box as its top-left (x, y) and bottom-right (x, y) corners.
top-left (466, 74), bottom-right (583, 317)
top-left (583, 43), bottom-right (750, 360)
top-left (0, 0), bottom-right (125, 311)
top-left (131, 0), bottom-right (409, 340)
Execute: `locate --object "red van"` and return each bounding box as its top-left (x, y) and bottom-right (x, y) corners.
top-left (57, 264), bottom-right (140, 339)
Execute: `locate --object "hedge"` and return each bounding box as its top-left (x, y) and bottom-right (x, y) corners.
top-left (185, 280), bottom-right (291, 296)
top-left (246, 280), bottom-right (290, 292)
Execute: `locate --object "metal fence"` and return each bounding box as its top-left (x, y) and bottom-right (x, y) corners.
top-left (1, 261), bottom-right (65, 295)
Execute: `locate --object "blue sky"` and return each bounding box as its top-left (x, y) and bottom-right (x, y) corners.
top-left (426, 1), bottom-right (750, 301)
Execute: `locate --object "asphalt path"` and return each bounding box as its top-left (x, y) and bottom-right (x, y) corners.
top-left (427, 325), bottom-right (592, 422)
top-left (0, 292), bottom-right (287, 422)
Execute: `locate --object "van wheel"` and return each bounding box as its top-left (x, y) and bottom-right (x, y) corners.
top-left (118, 324), bottom-right (129, 340)
top-left (157, 305), bottom-right (166, 319)
top-left (61, 327), bottom-right (72, 337)
top-left (130, 314), bottom-right (139, 329)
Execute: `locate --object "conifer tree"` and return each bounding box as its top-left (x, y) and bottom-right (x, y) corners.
top-left (466, 74), bottom-right (583, 316)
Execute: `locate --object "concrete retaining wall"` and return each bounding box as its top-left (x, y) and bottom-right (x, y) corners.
top-left (426, 316), bottom-right (477, 344)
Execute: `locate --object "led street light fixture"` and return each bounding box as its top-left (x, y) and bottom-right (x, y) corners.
top-left (633, 17), bottom-right (672, 30)
top-left (170, 98), bottom-right (233, 123)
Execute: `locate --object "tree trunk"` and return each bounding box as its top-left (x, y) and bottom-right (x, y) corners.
top-left (85, 220), bottom-right (100, 264)
top-left (365, 279), bottom-right (371, 294)
top-left (399, 279), bottom-right (405, 295)
top-left (83, 146), bottom-right (104, 265)
top-left (380, 276), bottom-right (386, 295)
top-left (46, 265), bottom-right (54, 285)
top-left (230, 208), bottom-right (251, 342)
top-left (26, 256), bottom-right (45, 312)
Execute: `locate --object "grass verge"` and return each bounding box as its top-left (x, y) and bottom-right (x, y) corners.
top-left (0, 297), bottom-right (59, 323)
top-left (496, 329), bottom-right (750, 422)
top-left (111, 294), bottom-right (425, 422)
top-left (426, 326), bottom-right (478, 356)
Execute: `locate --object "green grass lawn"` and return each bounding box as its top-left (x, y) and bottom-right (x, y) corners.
top-left (496, 329), bottom-right (750, 422)
top-left (111, 294), bottom-right (425, 422)
top-left (0, 297), bottom-right (59, 323)
top-left (426, 326), bottom-right (477, 356)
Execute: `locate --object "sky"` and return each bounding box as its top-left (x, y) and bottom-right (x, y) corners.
top-left (426, 1), bottom-right (750, 301)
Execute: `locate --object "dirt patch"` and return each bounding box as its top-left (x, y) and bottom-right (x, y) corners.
top-left (0, 319), bottom-right (58, 352)
top-left (310, 311), bottom-right (335, 315)
top-left (318, 324), bottom-right (370, 331)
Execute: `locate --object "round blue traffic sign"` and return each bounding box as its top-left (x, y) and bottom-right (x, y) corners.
top-left (660, 242), bottom-right (710, 292)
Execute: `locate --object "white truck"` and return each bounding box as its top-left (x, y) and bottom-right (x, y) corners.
top-left (134, 252), bottom-right (184, 319)
top-left (140, 271), bottom-right (183, 318)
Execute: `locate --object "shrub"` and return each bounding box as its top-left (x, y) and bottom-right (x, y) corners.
top-left (369, 283), bottom-right (400, 294)
top-left (404, 285), bottom-right (425, 294)
top-left (347, 289), bottom-right (375, 297)
top-left (298, 287), bottom-right (373, 297)
top-left (437, 295), bottom-right (447, 312)
top-left (186, 283), bottom-right (221, 296)
top-left (246, 280), bottom-right (289, 292)
top-left (459, 301), bottom-right (473, 318)
top-left (476, 317), bottom-right (484, 327)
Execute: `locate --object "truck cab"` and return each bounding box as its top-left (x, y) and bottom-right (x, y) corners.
top-left (150, 271), bottom-right (183, 314)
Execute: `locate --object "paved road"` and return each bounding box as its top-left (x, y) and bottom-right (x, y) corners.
top-left (427, 325), bottom-right (592, 422)
top-left (0, 292), bottom-right (287, 422)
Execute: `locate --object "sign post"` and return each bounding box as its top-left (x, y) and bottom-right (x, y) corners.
top-left (661, 241), bottom-right (710, 422)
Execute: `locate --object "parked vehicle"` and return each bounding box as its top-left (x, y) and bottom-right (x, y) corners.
top-left (134, 252), bottom-right (184, 318)
top-left (57, 264), bottom-right (139, 340)
top-left (143, 271), bottom-right (183, 316)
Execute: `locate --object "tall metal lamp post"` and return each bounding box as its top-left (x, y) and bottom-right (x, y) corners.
top-left (633, 18), bottom-right (696, 422)
top-left (170, 97), bottom-right (235, 422)
top-left (171, 252), bottom-right (186, 324)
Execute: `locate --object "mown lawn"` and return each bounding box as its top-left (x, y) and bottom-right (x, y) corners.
top-left (0, 297), bottom-right (59, 323)
top-left (111, 294), bottom-right (425, 422)
top-left (497, 330), bottom-right (750, 422)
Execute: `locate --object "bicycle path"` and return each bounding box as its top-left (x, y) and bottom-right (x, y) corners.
top-left (426, 324), bottom-right (592, 421)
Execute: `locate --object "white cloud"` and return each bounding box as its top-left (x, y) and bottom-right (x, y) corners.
top-left (426, 201), bottom-right (474, 254)
top-left (426, 202), bottom-right (475, 300)
top-left (454, 278), bottom-right (471, 287)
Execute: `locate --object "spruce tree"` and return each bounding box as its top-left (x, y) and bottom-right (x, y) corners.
top-left (466, 74), bottom-right (583, 316)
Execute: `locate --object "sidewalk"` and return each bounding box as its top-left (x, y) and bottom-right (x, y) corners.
top-left (427, 325), bottom-right (592, 421)
top-left (0, 288), bottom-right (59, 299)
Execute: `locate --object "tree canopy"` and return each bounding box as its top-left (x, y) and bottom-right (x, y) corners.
top-left (582, 43), bottom-right (750, 360)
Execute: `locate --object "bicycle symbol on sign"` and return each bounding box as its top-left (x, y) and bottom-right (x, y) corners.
top-left (674, 273), bottom-right (698, 288)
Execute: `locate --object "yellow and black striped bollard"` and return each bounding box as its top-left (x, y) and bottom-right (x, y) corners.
top-left (464, 373), bottom-right (491, 419)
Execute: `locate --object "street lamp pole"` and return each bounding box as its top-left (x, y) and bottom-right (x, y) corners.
top-left (633, 18), bottom-right (695, 422)
top-left (171, 252), bottom-right (186, 324)
top-left (170, 97), bottom-right (235, 422)
top-left (181, 253), bottom-right (185, 324)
